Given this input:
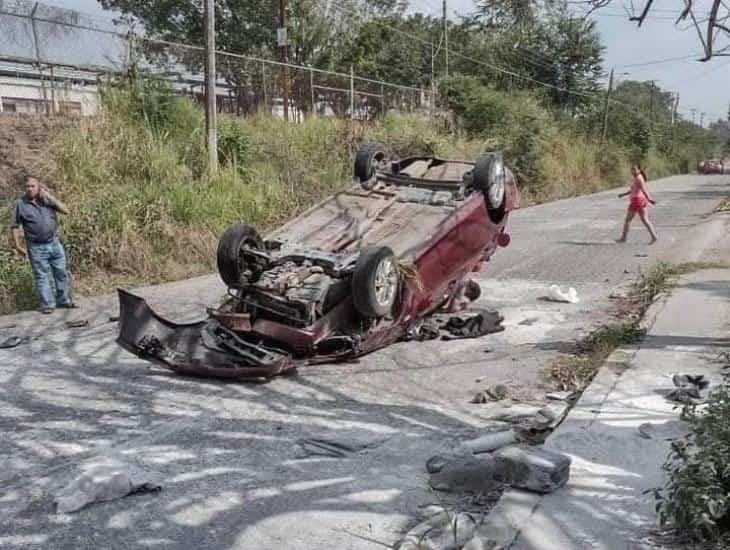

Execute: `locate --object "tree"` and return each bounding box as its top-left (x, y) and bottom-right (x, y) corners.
top-left (461, 3), bottom-right (604, 112)
top-left (335, 14), bottom-right (439, 87)
top-left (100, 0), bottom-right (400, 68)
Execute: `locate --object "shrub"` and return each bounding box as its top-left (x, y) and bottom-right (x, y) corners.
top-left (656, 383), bottom-right (730, 541)
top-left (217, 118), bottom-right (252, 174)
top-left (0, 249), bottom-right (36, 312)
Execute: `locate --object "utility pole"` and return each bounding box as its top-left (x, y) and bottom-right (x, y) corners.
top-left (601, 68), bottom-right (614, 146)
top-left (700, 112), bottom-right (705, 128)
top-left (430, 41), bottom-right (436, 116)
top-left (443, 0), bottom-right (449, 77)
top-left (349, 65), bottom-right (355, 119)
top-left (671, 93), bottom-right (679, 152)
top-left (204, 0), bottom-right (218, 174)
top-left (278, 0), bottom-right (290, 121)
top-left (649, 80), bottom-right (655, 122)
top-left (671, 93), bottom-right (679, 126)
top-left (691, 108), bottom-right (697, 125)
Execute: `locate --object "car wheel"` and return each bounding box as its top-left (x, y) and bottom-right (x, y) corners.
top-left (217, 223), bottom-right (267, 288)
top-left (354, 143), bottom-right (387, 190)
top-left (473, 152), bottom-right (506, 210)
top-left (352, 246), bottom-right (399, 318)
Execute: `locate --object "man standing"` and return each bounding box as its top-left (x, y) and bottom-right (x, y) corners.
top-left (9, 174), bottom-right (74, 314)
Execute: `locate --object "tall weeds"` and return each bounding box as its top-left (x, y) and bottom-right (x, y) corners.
top-left (0, 79), bottom-right (700, 313)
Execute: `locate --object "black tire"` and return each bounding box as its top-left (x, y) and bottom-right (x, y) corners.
top-left (354, 143), bottom-right (387, 189)
top-left (352, 246), bottom-right (399, 318)
top-left (473, 152), bottom-right (506, 210)
top-left (217, 223), bottom-right (266, 288)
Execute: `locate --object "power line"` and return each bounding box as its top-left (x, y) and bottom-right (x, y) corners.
top-left (616, 54), bottom-right (701, 68)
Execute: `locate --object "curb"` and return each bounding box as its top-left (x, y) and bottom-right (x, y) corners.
top-left (464, 288), bottom-right (673, 549)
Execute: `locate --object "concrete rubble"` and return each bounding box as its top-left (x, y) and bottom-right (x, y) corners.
top-left (493, 445), bottom-right (571, 494)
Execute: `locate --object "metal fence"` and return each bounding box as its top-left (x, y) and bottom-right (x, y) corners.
top-left (0, 0), bottom-right (431, 119)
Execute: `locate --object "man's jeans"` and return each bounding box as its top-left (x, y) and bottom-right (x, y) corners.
top-left (27, 238), bottom-right (70, 308)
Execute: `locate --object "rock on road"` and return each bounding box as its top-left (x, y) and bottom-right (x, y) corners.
top-left (0, 174), bottom-right (727, 549)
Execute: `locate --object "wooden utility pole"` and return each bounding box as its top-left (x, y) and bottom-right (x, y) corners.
top-left (700, 112), bottom-right (705, 128)
top-left (443, 0), bottom-right (449, 77)
top-left (278, 0), bottom-right (290, 121)
top-left (204, 0), bottom-right (218, 173)
top-left (691, 108), bottom-right (697, 125)
top-left (601, 68), bottom-right (614, 145)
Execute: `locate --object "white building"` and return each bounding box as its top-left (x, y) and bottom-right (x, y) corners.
top-left (0, 62), bottom-right (100, 116)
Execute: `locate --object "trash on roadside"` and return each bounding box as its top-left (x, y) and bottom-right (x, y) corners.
top-left (0, 336), bottom-right (28, 349)
top-left (66, 319), bottom-right (90, 329)
top-left (665, 373), bottom-right (710, 404)
top-left (54, 462), bottom-right (162, 513)
top-left (544, 285), bottom-right (580, 304)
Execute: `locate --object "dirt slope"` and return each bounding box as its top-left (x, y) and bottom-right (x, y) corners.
top-left (0, 114), bottom-right (75, 202)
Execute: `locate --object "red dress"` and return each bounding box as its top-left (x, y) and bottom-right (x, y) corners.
top-left (628, 178), bottom-right (649, 213)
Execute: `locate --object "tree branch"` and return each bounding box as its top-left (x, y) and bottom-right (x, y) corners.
top-left (629, 0), bottom-right (654, 27)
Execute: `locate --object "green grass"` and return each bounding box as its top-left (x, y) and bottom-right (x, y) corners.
top-left (0, 80), bottom-right (717, 314)
top-left (548, 322), bottom-right (645, 391)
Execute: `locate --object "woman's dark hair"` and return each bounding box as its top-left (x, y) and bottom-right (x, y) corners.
top-left (633, 164), bottom-right (648, 182)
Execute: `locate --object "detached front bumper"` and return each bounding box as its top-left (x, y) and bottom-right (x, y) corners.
top-left (117, 290), bottom-right (293, 379)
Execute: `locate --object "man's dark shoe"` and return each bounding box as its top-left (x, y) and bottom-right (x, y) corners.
top-left (39, 307), bottom-right (54, 314)
top-left (57, 302), bottom-right (77, 309)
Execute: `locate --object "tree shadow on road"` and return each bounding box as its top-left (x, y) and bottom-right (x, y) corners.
top-left (0, 328), bottom-right (487, 549)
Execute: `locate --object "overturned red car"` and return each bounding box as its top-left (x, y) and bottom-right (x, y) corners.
top-left (117, 146), bottom-right (519, 379)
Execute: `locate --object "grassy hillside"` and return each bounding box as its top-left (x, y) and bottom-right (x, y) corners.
top-left (0, 79), bottom-right (712, 314)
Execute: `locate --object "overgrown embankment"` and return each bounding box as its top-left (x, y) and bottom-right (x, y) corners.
top-left (0, 79), bottom-right (714, 313)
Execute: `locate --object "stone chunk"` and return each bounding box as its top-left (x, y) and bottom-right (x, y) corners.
top-left (493, 445), bottom-right (570, 494)
top-left (429, 456), bottom-right (503, 494)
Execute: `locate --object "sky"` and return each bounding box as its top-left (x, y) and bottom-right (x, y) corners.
top-left (29, 0), bottom-right (730, 125)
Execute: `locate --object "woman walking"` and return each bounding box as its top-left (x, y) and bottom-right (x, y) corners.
top-left (617, 164), bottom-right (658, 244)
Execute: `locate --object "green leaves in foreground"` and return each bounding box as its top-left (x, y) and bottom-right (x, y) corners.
top-left (656, 382), bottom-right (730, 541)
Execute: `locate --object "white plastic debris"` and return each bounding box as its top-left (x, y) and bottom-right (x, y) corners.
top-left (545, 285), bottom-right (580, 304)
top-left (54, 459), bottom-right (161, 513)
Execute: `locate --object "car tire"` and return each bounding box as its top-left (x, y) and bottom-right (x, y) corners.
top-left (354, 143), bottom-right (387, 190)
top-left (217, 223), bottom-right (266, 288)
top-left (473, 152), bottom-right (506, 210)
top-left (352, 246), bottom-right (399, 318)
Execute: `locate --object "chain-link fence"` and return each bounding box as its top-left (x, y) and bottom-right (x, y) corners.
top-left (0, 0), bottom-right (431, 119)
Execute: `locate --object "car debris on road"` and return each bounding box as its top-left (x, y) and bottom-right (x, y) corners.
top-left (117, 147), bottom-right (519, 379)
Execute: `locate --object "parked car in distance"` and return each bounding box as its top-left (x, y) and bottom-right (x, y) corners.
top-left (698, 159), bottom-right (728, 174)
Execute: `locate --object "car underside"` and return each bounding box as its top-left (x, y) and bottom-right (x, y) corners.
top-left (117, 147), bottom-right (519, 379)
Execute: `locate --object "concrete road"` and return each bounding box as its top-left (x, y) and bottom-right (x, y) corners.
top-left (0, 174), bottom-right (728, 549)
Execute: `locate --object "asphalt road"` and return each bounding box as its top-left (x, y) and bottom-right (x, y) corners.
top-left (0, 174), bottom-right (728, 549)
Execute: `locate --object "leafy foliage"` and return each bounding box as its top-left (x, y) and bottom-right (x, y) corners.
top-left (656, 382), bottom-right (730, 541)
